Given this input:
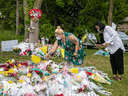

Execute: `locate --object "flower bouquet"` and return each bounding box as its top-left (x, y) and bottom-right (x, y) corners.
top-left (25, 49), bottom-right (32, 55)
top-left (97, 44), bottom-right (105, 50)
top-left (28, 26), bottom-right (35, 33)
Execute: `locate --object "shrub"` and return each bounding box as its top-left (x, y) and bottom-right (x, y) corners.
top-left (126, 31), bottom-right (128, 35)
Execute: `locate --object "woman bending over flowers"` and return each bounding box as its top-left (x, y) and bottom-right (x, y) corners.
top-left (45, 26), bottom-right (86, 66)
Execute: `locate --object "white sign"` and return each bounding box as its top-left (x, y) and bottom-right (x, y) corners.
top-left (1, 40), bottom-right (18, 51)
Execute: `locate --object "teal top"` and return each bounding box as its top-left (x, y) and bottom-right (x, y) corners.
top-left (57, 32), bottom-right (86, 65)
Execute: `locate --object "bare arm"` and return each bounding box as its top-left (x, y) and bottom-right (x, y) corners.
top-left (69, 34), bottom-right (79, 52)
top-left (45, 40), bottom-right (59, 57)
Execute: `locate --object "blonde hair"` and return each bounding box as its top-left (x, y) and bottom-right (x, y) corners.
top-left (55, 26), bottom-right (64, 34)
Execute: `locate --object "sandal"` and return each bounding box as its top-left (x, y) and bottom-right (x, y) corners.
top-left (110, 76), bottom-right (117, 79)
top-left (115, 76), bottom-right (123, 81)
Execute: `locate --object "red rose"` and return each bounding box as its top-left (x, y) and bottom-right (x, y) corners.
top-left (4, 67), bottom-right (9, 71)
top-left (35, 70), bottom-right (40, 73)
top-left (55, 94), bottom-right (64, 96)
top-left (78, 88), bottom-right (83, 93)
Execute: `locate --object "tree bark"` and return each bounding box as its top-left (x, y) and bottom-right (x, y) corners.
top-left (23, 0), bottom-right (29, 39)
top-left (54, 15), bottom-right (57, 27)
top-left (29, 0), bottom-right (43, 43)
top-left (16, 0), bottom-right (20, 35)
top-left (108, 0), bottom-right (113, 26)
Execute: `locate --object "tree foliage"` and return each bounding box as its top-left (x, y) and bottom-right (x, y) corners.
top-left (113, 0), bottom-right (128, 24)
top-left (0, 0), bottom-right (128, 42)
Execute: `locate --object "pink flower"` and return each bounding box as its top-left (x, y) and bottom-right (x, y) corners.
top-left (63, 71), bottom-right (68, 75)
top-left (79, 60), bottom-right (82, 63)
top-left (65, 56), bottom-right (68, 60)
top-left (31, 66), bottom-right (35, 68)
top-left (71, 46), bottom-right (74, 49)
top-left (10, 73), bottom-right (14, 76)
top-left (38, 40), bottom-right (40, 43)
top-left (25, 92), bottom-right (36, 96)
top-left (14, 73), bottom-right (17, 76)
top-left (84, 84), bottom-right (87, 88)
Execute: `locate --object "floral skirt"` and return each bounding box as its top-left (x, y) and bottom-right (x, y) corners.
top-left (64, 48), bottom-right (86, 65)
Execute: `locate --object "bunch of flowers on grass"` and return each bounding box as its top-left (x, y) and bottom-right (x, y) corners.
top-left (13, 47), bottom-right (21, 52)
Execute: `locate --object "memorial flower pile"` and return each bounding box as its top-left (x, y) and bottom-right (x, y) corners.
top-left (25, 49), bottom-right (32, 55)
top-left (0, 57), bottom-right (112, 96)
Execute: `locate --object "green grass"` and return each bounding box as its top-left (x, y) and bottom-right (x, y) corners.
top-left (83, 49), bottom-right (128, 96)
top-left (0, 52), bottom-right (31, 63)
top-left (0, 30), bottom-right (24, 49)
top-left (0, 30), bottom-right (128, 96)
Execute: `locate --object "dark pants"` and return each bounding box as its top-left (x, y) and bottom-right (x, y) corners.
top-left (110, 48), bottom-right (124, 75)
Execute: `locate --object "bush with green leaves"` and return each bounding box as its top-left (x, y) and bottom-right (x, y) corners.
top-left (126, 31), bottom-right (128, 35)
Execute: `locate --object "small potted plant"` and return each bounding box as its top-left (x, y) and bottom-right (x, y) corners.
top-left (13, 47), bottom-right (21, 56)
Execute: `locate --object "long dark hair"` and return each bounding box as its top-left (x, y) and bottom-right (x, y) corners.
top-left (94, 21), bottom-right (106, 32)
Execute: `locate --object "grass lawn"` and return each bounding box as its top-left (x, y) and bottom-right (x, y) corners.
top-left (0, 48), bottom-right (128, 96)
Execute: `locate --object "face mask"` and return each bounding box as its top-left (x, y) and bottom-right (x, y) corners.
top-left (56, 36), bottom-right (61, 40)
top-left (97, 28), bottom-right (103, 34)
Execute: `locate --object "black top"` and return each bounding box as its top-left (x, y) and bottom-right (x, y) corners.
top-left (96, 33), bottom-right (105, 44)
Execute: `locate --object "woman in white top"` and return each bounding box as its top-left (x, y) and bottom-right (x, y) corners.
top-left (94, 21), bottom-right (125, 81)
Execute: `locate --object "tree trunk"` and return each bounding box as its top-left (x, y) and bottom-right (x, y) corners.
top-left (16, 0), bottom-right (20, 35)
top-left (29, 0), bottom-right (43, 43)
top-left (54, 15), bottom-right (57, 27)
top-left (23, 0), bottom-right (29, 39)
top-left (108, 0), bottom-right (113, 26)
